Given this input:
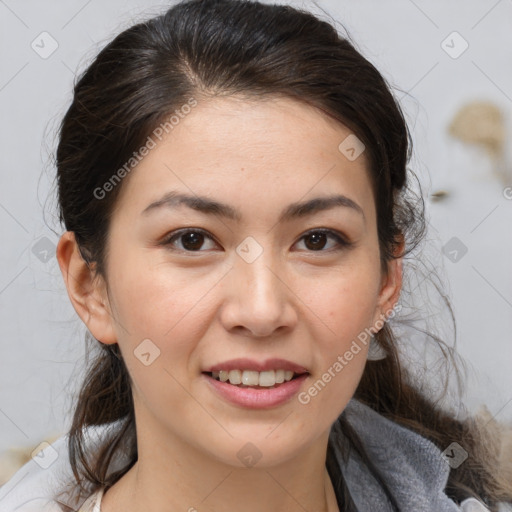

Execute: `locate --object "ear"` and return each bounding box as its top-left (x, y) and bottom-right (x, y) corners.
top-left (56, 231), bottom-right (117, 345)
top-left (372, 235), bottom-right (404, 326)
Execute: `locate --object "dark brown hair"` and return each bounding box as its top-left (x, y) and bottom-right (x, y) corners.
top-left (52, 0), bottom-right (512, 510)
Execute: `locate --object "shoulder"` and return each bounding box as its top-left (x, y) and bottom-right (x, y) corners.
top-left (77, 488), bottom-right (104, 512)
top-left (0, 433), bottom-right (71, 512)
top-left (334, 399), bottom-right (492, 512)
top-left (0, 423), bottom-right (120, 512)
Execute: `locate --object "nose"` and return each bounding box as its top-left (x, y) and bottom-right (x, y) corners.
top-left (219, 247), bottom-right (297, 338)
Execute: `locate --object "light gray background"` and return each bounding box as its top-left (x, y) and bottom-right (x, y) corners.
top-left (1, 0), bottom-right (511, 455)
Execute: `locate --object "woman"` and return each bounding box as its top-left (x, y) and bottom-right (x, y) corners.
top-left (1, 0), bottom-right (511, 511)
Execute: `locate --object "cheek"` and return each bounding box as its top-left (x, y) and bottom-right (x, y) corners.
top-left (108, 258), bottom-right (200, 339)
top-left (306, 264), bottom-right (381, 347)
top-left (107, 255), bottom-right (223, 382)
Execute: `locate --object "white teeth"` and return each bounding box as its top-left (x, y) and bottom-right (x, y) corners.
top-left (209, 369), bottom-right (300, 387)
top-left (242, 370), bottom-right (259, 386)
top-left (228, 369), bottom-right (242, 385)
top-left (258, 370), bottom-right (276, 387)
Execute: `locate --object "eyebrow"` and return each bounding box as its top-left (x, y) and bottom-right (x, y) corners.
top-left (141, 191), bottom-right (365, 223)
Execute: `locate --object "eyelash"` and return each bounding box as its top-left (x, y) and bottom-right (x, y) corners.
top-left (160, 228), bottom-right (353, 254)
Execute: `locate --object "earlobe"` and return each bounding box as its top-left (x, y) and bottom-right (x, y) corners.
top-left (56, 231), bottom-right (117, 345)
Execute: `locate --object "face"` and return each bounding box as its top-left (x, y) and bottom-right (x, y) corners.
top-left (71, 95), bottom-right (401, 468)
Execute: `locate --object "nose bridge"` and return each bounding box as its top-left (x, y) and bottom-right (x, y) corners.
top-left (236, 240), bottom-right (282, 308)
top-left (223, 236), bottom-right (293, 336)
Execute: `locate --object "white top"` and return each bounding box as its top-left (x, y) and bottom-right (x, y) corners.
top-left (78, 488), bottom-right (104, 512)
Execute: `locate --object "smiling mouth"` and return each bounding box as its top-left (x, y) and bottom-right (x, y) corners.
top-left (203, 369), bottom-right (308, 388)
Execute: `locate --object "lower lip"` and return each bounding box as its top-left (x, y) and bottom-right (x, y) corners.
top-left (202, 373), bottom-right (309, 409)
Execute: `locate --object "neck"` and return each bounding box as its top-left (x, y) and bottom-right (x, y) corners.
top-left (101, 422), bottom-right (339, 512)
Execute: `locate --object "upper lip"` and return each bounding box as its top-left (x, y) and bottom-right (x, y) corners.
top-left (203, 358), bottom-right (309, 374)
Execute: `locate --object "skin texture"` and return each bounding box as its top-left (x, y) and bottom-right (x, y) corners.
top-left (57, 95), bottom-right (403, 512)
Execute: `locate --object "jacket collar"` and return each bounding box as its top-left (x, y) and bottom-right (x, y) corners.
top-left (334, 399), bottom-right (460, 511)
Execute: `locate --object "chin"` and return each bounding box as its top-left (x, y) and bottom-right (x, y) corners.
top-left (202, 432), bottom-right (316, 470)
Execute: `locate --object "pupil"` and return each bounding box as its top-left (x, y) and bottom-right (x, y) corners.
top-left (183, 232), bottom-right (203, 250)
top-left (306, 232), bottom-right (326, 250)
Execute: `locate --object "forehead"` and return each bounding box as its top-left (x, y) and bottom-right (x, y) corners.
top-left (114, 95), bottom-right (375, 221)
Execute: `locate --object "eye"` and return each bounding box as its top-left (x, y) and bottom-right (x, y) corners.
top-left (294, 229), bottom-right (352, 252)
top-left (162, 228), bottom-right (219, 252)
top-left (161, 228), bottom-right (352, 253)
